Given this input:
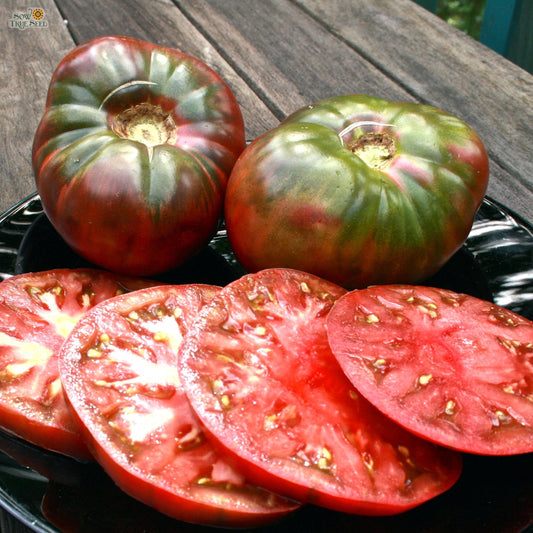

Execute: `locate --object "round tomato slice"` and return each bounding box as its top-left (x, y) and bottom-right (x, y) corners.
top-left (58, 284), bottom-right (299, 528)
top-left (0, 268), bottom-right (155, 459)
top-left (327, 285), bottom-right (533, 456)
top-left (179, 269), bottom-right (462, 515)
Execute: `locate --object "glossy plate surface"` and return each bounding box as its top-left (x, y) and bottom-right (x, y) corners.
top-left (0, 193), bottom-right (532, 533)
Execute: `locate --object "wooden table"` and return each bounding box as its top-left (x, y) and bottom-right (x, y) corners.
top-left (2, 0), bottom-right (533, 222)
top-left (1, 1), bottom-right (532, 532)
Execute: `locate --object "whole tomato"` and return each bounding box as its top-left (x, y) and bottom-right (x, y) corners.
top-left (225, 95), bottom-right (489, 288)
top-left (33, 36), bottom-right (245, 276)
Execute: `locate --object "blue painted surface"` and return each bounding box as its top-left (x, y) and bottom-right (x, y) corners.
top-left (415, 0), bottom-right (440, 11)
top-left (413, 0), bottom-right (531, 73)
top-left (479, 0), bottom-right (520, 54)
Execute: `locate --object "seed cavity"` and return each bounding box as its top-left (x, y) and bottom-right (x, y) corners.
top-left (264, 404), bottom-right (301, 431)
top-left (442, 295), bottom-right (461, 307)
top-left (498, 337), bottom-right (533, 356)
top-left (491, 409), bottom-right (513, 427)
top-left (417, 304), bottom-right (438, 319)
top-left (489, 308), bottom-right (518, 327)
top-left (292, 444), bottom-right (333, 472)
top-left (317, 447), bottom-right (332, 471)
top-left (247, 288), bottom-right (276, 310)
top-left (176, 424), bottom-right (205, 451)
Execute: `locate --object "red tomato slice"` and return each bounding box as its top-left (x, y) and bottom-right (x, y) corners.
top-left (0, 268), bottom-right (155, 459)
top-left (58, 284), bottom-right (300, 528)
top-left (327, 285), bottom-right (533, 456)
top-left (178, 269), bottom-right (462, 515)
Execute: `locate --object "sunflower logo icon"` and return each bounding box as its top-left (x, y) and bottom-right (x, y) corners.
top-left (32, 8), bottom-right (44, 20)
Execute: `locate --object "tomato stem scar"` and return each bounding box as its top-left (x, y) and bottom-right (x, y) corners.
top-left (338, 121), bottom-right (396, 170)
top-left (113, 102), bottom-right (178, 152)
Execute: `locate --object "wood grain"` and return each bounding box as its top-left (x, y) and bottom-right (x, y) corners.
top-left (175, 0), bottom-right (416, 113)
top-left (293, 0), bottom-right (533, 221)
top-left (1, 0), bottom-right (532, 223)
top-left (0, 0), bottom-right (74, 213)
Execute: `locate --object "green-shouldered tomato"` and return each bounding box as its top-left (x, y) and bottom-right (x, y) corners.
top-left (225, 95), bottom-right (489, 288)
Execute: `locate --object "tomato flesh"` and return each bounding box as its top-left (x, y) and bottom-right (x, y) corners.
top-left (58, 284), bottom-right (299, 528)
top-left (0, 269), bottom-right (155, 459)
top-left (179, 269), bottom-right (462, 515)
top-left (327, 285), bottom-right (533, 455)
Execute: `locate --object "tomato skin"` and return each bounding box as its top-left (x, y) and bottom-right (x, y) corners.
top-left (327, 285), bottom-right (533, 455)
top-left (225, 95), bottom-right (489, 288)
top-left (179, 268), bottom-right (462, 515)
top-left (0, 268), bottom-right (156, 459)
top-left (59, 284), bottom-right (300, 528)
top-left (33, 36), bottom-right (246, 276)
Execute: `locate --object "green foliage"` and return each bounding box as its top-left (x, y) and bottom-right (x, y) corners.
top-left (436, 0), bottom-right (486, 40)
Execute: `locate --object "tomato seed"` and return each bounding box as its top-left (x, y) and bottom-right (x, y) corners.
top-left (300, 282), bottom-right (311, 293)
top-left (48, 378), bottom-right (62, 399)
top-left (153, 331), bottom-right (168, 342)
top-left (445, 400), bottom-right (456, 416)
top-left (254, 325), bottom-right (268, 336)
top-left (373, 358), bottom-right (387, 371)
top-left (366, 313), bottom-right (379, 324)
top-left (418, 374), bottom-right (433, 386)
top-left (220, 395), bottom-right (231, 408)
top-left (87, 348), bottom-right (102, 359)
top-left (264, 414), bottom-right (278, 431)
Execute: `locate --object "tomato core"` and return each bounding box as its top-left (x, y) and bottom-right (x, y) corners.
top-left (113, 103), bottom-right (178, 148)
top-left (348, 132), bottom-right (396, 170)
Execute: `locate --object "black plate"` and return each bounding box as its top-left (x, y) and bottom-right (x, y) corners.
top-left (0, 193), bottom-right (532, 533)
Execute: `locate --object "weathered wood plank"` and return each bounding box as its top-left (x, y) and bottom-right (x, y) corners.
top-left (2, 0), bottom-right (532, 226)
top-left (293, 0), bottom-right (533, 222)
top-left (174, 0), bottom-right (415, 116)
top-left (0, 0), bottom-right (74, 213)
top-left (53, 0), bottom-right (278, 141)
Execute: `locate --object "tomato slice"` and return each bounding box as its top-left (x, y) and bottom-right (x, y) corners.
top-left (178, 269), bottom-right (462, 515)
top-left (0, 268), bottom-right (155, 459)
top-left (58, 284), bottom-right (300, 528)
top-left (327, 285), bottom-right (533, 456)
